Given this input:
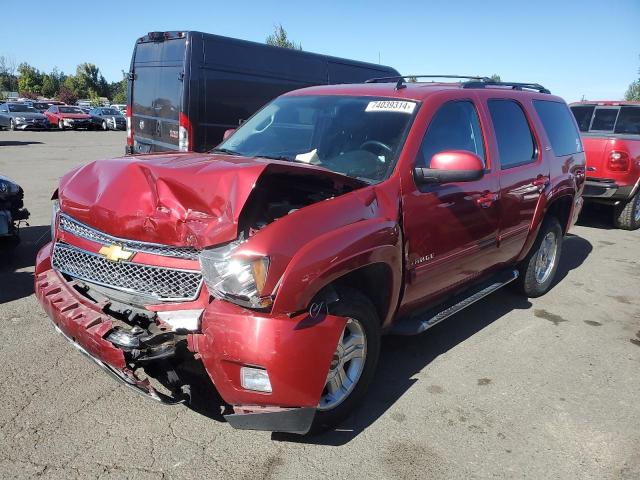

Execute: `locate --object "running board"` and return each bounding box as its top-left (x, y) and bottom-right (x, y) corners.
top-left (390, 269), bottom-right (519, 336)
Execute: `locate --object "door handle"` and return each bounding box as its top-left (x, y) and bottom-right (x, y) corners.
top-left (476, 191), bottom-right (497, 208)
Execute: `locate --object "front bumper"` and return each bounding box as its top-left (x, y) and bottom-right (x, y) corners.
top-left (15, 121), bottom-right (49, 130)
top-left (35, 242), bottom-right (346, 433)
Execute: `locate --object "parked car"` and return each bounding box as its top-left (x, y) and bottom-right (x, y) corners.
top-left (126, 30), bottom-right (399, 154)
top-left (570, 101), bottom-right (640, 230)
top-left (0, 175), bottom-right (29, 243)
top-left (30, 102), bottom-right (53, 113)
top-left (37, 77), bottom-right (585, 435)
top-left (111, 104), bottom-right (126, 114)
top-left (44, 105), bottom-right (93, 130)
top-left (0, 102), bottom-right (50, 130)
top-left (89, 107), bottom-right (126, 130)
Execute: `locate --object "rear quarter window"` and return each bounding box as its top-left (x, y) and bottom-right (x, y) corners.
top-left (569, 105), bottom-right (595, 132)
top-left (533, 100), bottom-right (583, 156)
top-left (488, 100), bottom-right (536, 169)
top-left (590, 107), bottom-right (618, 131)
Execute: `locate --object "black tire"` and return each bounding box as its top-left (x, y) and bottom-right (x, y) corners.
top-left (9, 119), bottom-right (15, 131)
top-left (310, 287), bottom-right (381, 434)
top-left (513, 216), bottom-right (563, 298)
top-left (614, 192), bottom-right (640, 230)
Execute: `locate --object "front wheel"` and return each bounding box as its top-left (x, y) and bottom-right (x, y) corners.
top-left (58, 120), bottom-right (64, 130)
top-left (101, 120), bottom-right (108, 131)
top-left (513, 216), bottom-right (563, 298)
top-left (311, 287), bottom-right (380, 433)
top-left (9, 119), bottom-right (15, 131)
top-left (614, 192), bottom-right (640, 230)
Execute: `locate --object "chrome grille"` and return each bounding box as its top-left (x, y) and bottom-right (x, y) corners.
top-left (52, 243), bottom-right (203, 302)
top-left (59, 214), bottom-right (199, 260)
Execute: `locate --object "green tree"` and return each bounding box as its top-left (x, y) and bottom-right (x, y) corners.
top-left (266, 24), bottom-right (302, 50)
top-left (0, 55), bottom-right (18, 92)
top-left (624, 56), bottom-right (639, 101)
top-left (109, 78), bottom-right (127, 103)
top-left (41, 67), bottom-right (65, 98)
top-left (489, 74), bottom-right (501, 82)
top-left (17, 62), bottom-right (43, 95)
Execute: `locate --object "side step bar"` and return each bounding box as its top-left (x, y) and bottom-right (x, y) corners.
top-left (390, 269), bottom-right (519, 336)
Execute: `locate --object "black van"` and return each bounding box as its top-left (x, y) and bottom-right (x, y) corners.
top-left (126, 31), bottom-right (399, 154)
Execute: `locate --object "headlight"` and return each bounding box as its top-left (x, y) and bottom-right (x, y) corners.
top-left (0, 175), bottom-right (19, 194)
top-left (14, 116), bottom-right (26, 123)
top-left (51, 199), bottom-right (60, 241)
top-left (199, 241), bottom-right (271, 309)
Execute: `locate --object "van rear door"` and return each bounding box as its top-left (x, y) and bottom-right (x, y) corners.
top-left (131, 35), bottom-right (186, 153)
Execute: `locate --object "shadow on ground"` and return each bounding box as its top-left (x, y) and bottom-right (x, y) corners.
top-left (271, 233), bottom-right (593, 445)
top-left (577, 203), bottom-right (616, 230)
top-left (0, 140), bottom-right (45, 146)
top-left (0, 225), bottom-right (50, 304)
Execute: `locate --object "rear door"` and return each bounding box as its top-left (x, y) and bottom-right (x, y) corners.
top-left (131, 37), bottom-right (186, 152)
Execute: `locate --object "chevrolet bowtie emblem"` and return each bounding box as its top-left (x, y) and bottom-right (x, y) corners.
top-left (99, 244), bottom-right (134, 262)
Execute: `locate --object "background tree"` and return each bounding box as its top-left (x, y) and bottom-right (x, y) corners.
top-left (266, 24), bottom-right (302, 50)
top-left (489, 74), bottom-right (501, 82)
top-left (625, 56), bottom-right (639, 101)
top-left (17, 63), bottom-right (43, 95)
top-left (0, 55), bottom-right (18, 92)
top-left (109, 77), bottom-right (127, 104)
top-left (41, 67), bottom-right (65, 98)
top-left (57, 86), bottom-right (77, 105)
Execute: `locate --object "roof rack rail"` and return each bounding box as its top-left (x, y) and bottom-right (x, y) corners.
top-left (463, 80), bottom-right (551, 94)
top-left (365, 75), bottom-right (491, 90)
top-left (364, 75), bottom-right (551, 94)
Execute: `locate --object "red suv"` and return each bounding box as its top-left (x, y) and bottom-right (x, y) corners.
top-left (570, 101), bottom-right (640, 230)
top-left (36, 76), bottom-right (585, 434)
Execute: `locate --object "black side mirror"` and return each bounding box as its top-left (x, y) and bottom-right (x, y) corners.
top-left (414, 150), bottom-right (484, 185)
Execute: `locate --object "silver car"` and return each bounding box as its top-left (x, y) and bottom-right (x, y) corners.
top-left (89, 107), bottom-right (127, 131)
top-left (0, 103), bottom-right (50, 130)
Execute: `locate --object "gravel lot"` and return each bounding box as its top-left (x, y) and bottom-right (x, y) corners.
top-left (0, 130), bottom-right (639, 480)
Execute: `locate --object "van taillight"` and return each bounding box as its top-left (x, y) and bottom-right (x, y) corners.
top-left (179, 112), bottom-right (192, 152)
top-left (607, 151), bottom-right (630, 172)
top-left (126, 105), bottom-right (133, 147)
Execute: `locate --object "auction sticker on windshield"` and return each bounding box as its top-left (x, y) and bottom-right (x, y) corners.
top-left (365, 100), bottom-right (416, 114)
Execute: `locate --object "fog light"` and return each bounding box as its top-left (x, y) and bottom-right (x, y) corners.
top-left (157, 309), bottom-right (203, 331)
top-left (240, 366), bottom-right (272, 393)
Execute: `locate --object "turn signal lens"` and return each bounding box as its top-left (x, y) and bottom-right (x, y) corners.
top-left (240, 366), bottom-right (272, 393)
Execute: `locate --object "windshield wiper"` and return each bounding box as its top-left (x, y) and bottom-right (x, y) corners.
top-left (254, 154), bottom-right (292, 161)
top-left (210, 147), bottom-right (240, 155)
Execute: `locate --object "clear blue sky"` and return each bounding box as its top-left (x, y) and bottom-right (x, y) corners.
top-left (1, 0), bottom-right (638, 102)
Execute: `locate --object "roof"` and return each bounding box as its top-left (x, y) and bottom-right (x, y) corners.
top-left (285, 81), bottom-right (564, 103)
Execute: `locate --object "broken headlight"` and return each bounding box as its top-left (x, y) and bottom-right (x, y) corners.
top-left (199, 242), bottom-right (271, 309)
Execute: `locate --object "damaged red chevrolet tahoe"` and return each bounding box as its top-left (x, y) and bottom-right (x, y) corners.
top-left (36, 77), bottom-right (585, 434)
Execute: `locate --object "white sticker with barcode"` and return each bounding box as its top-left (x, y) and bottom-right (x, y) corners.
top-left (365, 100), bottom-right (416, 114)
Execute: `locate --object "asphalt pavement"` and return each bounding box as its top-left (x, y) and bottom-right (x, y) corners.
top-left (0, 130), bottom-right (638, 479)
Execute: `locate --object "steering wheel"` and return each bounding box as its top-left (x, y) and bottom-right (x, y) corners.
top-left (359, 140), bottom-right (393, 155)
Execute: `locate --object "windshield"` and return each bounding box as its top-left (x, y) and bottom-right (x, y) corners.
top-left (8, 104), bottom-right (37, 113)
top-left (59, 106), bottom-right (84, 114)
top-left (216, 95), bottom-right (418, 183)
top-left (101, 108), bottom-right (121, 115)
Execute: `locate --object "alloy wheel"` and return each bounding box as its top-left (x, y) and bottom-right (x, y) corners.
top-left (318, 318), bottom-right (367, 411)
top-left (534, 231), bottom-right (558, 284)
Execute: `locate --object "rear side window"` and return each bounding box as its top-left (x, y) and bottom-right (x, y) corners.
top-left (569, 105), bottom-right (595, 132)
top-left (417, 101), bottom-right (485, 168)
top-left (590, 107), bottom-right (619, 131)
top-left (615, 107), bottom-right (640, 134)
top-left (533, 100), bottom-right (583, 156)
top-left (488, 100), bottom-right (536, 169)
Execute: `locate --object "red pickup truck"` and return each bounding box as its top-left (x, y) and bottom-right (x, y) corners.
top-left (570, 101), bottom-right (640, 230)
top-left (36, 76), bottom-right (585, 435)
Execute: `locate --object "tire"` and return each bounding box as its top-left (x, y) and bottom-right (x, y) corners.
top-left (101, 120), bottom-right (107, 131)
top-left (9, 119), bottom-right (15, 131)
top-left (58, 120), bottom-right (64, 130)
top-left (513, 216), bottom-right (563, 298)
top-left (614, 192), bottom-right (640, 231)
top-left (310, 287), bottom-right (381, 434)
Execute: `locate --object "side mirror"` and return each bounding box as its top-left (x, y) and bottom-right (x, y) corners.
top-left (413, 150), bottom-right (484, 185)
top-left (223, 128), bottom-right (236, 141)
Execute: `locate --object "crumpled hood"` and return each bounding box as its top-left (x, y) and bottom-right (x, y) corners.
top-left (58, 152), bottom-right (363, 249)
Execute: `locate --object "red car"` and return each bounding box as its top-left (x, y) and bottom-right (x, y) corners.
top-left (44, 105), bottom-right (93, 130)
top-left (36, 76), bottom-right (585, 434)
top-left (570, 101), bottom-right (640, 229)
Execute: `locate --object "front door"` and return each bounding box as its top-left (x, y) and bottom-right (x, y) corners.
top-left (401, 99), bottom-right (500, 310)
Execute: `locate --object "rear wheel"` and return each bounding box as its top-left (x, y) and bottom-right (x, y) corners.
top-left (311, 288), bottom-right (380, 433)
top-left (614, 192), bottom-right (640, 230)
top-left (513, 216), bottom-right (563, 298)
